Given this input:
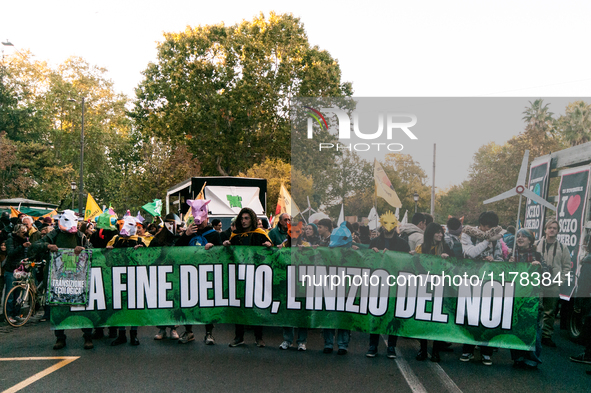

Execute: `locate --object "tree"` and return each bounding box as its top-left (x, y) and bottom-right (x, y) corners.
top-left (0, 52), bottom-right (133, 209)
top-left (557, 100), bottom-right (591, 146)
top-left (435, 182), bottom-right (472, 224)
top-left (379, 153), bottom-right (431, 217)
top-left (116, 135), bottom-right (201, 213)
top-left (131, 12), bottom-right (352, 177)
top-left (239, 158), bottom-right (291, 215)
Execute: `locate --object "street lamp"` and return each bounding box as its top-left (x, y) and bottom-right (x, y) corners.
top-left (2, 39), bottom-right (14, 61)
top-left (70, 182), bottom-right (77, 210)
top-left (68, 97), bottom-right (85, 215)
top-left (413, 191), bottom-right (419, 213)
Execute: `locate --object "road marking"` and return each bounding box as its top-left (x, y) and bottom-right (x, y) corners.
top-left (0, 356), bottom-right (79, 393)
top-left (382, 337), bottom-right (462, 393)
top-left (382, 336), bottom-right (427, 393)
top-left (430, 362), bottom-right (462, 393)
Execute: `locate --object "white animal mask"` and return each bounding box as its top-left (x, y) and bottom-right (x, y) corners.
top-left (59, 210), bottom-right (78, 233)
top-left (120, 214), bottom-right (139, 237)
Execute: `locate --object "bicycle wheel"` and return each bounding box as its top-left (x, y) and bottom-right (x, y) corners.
top-left (4, 285), bottom-right (35, 327)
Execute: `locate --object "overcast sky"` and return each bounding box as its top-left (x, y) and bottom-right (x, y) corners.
top-left (3, 0), bottom-right (590, 188)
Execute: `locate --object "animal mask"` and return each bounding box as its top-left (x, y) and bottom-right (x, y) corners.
top-left (187, 199), bottom-right (211, 225)
top-left (96, 211), bottom-right (116, 230)
top-left (135, 212), bottom-right (145, 225)
top-left (329, 221), bottom-right (352, 248)
top-left (59, 210), bottom-right (78, 233)
top-left (288, 222), bottom-right (303, 239)
top-left (379, 211), bottom-right (399, 232)
top-left (120, 213), bottom-right (140, 237)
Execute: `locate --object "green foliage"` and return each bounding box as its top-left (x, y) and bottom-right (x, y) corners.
top-left (556, 100), bottom-right (591, 147)
top-left (131, 12), bottom-right (352, 177)
top-left (435, 182), bottom-right (472, 224)
top-left (239, 158), bottom-right (291, 214)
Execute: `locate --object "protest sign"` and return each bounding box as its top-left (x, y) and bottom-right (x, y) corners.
top-left (47, 249), bottom-right (92, 305)
top-left (50, 247), bottom-right (540, 350)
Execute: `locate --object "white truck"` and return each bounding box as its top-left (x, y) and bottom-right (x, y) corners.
top-left (165, 177), bottom-right (270, 230)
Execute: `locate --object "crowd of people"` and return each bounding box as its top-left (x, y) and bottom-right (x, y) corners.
top-left (1, 206), bottom-right (590, 374)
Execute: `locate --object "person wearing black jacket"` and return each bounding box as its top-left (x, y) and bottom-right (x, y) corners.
top-left (415, 222), bottom-right (453, 362)
top-left (151, 213), bottom-right (184, 341)
top-left (4, 224), bottom-right (31, 324)
top-left (30, 213), bottom-right (93, 350)
top-left (224, 207), bottom-right (272, 347)
top-left (366, 214), bottom-right (410, 359)
top-left (176, 220), bottom-right (222, 345)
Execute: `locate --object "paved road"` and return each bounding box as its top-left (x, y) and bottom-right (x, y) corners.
top-left (1, 312), bottom-right (590, 392)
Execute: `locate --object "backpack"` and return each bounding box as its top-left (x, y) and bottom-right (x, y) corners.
top-left (399, 232), bottom-right (410, 244)
top-left (450, 236), bottom-right (464, 261)
top-left (188, 229), bottom-right (216, 247)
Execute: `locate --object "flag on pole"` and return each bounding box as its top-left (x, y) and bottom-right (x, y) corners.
top-left (367, 206), bottom-right (380, 230)
top-left (401, 210), bottom-right (408, 225)
top-left (142, 199), bottom-right (163, 217)
top-left (42, 209), bottom-right (58, 218)
top-left (275, 184), bottom-right (300, 217)
top-left (84, 193), bottom-right (102, 221)
top-left (374, 159), bottom-right (402, 208)
top-left (196, 182), bottom-right (207, 200)
top-left (10, 206), bottom-right (21, 218)
top-left (338, 204), bottom-right (345, 225)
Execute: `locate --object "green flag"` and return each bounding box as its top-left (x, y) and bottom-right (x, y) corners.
top-left (142, 199), bottom-right (162, 217)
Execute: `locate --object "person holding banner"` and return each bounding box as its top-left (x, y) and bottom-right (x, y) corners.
top-left (175, 199), bottom-right (222, 345)
top-left (224, 207), bottom-right (272, 348)
top-left (536, 219), bottom-right (571, 348)
top-left (269, 213), bottom-right (290, 248)
top-left (415, 222), bottom-right (453, 362)
top-left (509, 229), bottom-right (545, 370)
top-left (106, 214), bottom-right (148, 346)
top-left (323, 221), bottom-right (356, 355)
top-left (460, 211), bottom-right (504, 366)
top-left (150, 213), bottom-right (184, 341)
top-left (30, 210), bottom-right (93, 350)
top-left (366, 212), bottom-right (410, 359)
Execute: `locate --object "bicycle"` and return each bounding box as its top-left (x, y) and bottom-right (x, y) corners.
top-left (3, 259), bottom-right (46, 327)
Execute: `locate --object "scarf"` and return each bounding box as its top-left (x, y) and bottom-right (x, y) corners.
top-left (229, 228), bottom-right (272, 243)
top-left (462, 225), bottom-right (503, 240)
top-left (514, 246), bottom-right (537, 263)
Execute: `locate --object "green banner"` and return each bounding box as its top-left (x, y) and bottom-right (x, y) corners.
top-left (50, 247), bottom-right (539, 350)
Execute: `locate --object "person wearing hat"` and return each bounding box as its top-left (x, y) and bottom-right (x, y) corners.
top-left (508, 228), bottom-right (546, 370)
top-left (90, 211), bottom-right (118, 249)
